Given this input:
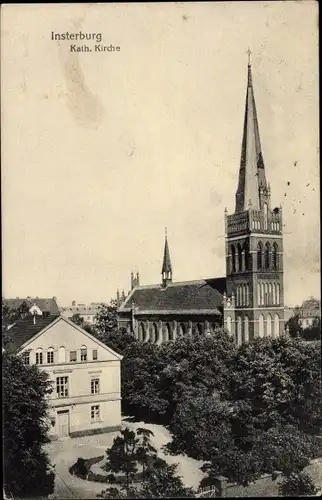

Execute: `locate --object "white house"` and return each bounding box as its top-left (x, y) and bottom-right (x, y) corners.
top-left (8, 314), bottom-right (123, 439)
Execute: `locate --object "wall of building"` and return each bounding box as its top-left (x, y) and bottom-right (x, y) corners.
top-left (19, 318), bottom-right (122, 437)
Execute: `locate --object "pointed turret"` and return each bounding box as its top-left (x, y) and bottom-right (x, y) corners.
top-left (235, 52), bottom-right (268, 213)
top-left (161, 228), bottom-right (172, 287)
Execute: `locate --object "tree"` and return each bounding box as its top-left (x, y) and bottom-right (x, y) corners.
top-left (302, 317), bottom-right (321, 341)
top-left (136, 428), bottom-right (157, 483)
top-left (70, 313), bottom-right (94, 335)
top-left (94, 300), bottom-right (119, 339)
top-left (120, 342), bottom-right (169, 422)
top-left (2, 300), bottom-right (31, 349)
top-left (279, 471), bottom-right (319, 497)
top-left (70, 313), bottom-right (85, 326)
top-left (228, 335), bottom-right (322, 434)
top-left (141, 457), bottom-right (195, 498)
top-left (285, 312), bottom-right (303, 338)
top-left (3, 351), bottom-right (55, 498)
top-left (105, 428), bottom-right (139, 494)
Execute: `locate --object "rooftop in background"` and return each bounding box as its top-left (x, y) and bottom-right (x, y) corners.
top-left (3, 297), bottom-right (59, 315)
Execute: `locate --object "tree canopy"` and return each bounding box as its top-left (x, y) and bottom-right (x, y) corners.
top-left (3, 351), bottom-right (55, 498)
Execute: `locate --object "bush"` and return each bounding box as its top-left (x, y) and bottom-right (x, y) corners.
top-left (69, 455), bottom-right (104, 480)
top-left (279, 471), bottom-right (318, 496)
top-left (73, 458), bottom-right (88, 479)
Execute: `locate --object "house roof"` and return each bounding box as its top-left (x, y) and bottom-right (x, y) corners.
top-left (3, 297), bottom-right (59, 315)
top-left (118, 277), bottom-right (226, 315)
top-left (5, 314), bottom-right (60, 351)
top-left (6, 314), bottom-right (122, 360)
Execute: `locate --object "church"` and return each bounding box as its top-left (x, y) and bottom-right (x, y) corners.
top-left (117, 58), bottom-right (285, 344)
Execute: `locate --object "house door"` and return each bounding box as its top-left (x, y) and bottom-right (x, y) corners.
top-left (57, 410), bottom-right (69, 437)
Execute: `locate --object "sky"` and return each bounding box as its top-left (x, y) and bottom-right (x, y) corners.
top-left (1, 2), bottom-right (319, 307)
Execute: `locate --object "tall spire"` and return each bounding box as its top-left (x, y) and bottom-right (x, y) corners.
top-left (161, 227), bottom-right (172, 287)
top-left (235, 52), bottom-right (267, 213)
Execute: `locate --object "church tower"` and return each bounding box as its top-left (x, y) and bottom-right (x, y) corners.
top-left (161, 228), bottom-right (173, 287)
top-left (224, 54), bottom-right (285, 344)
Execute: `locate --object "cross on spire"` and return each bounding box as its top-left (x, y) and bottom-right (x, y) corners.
top-left (247, 48), bottom-right (252, 66)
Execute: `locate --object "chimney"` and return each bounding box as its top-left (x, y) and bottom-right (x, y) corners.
top-left (72, 300), bottom-right (76, 306)
top-left (136, 271), bottom-right (140, 287)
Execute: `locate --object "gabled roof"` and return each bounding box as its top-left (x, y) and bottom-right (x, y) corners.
top-left (6, 315), bottom-right (123, 360)
top-left (118, 277), bottom-right (226, 315)
top-left (3, 297), bottom-right (59, 315)
top-left (5, 315), bottom-right (60, 352)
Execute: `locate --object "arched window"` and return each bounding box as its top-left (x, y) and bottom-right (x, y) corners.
top-left (267, 314), bottom-right (272, 337)
top-left (276, 284), bottom-right (280, 305)
top-left (272, 283), bottom-right (276, 305)
top-left (226, 316), bottom-right (232, 334)
top-left (244, 316), bottom-right (249, 343)
top-left (257, 283), bottom-right (261, 306)
top-left (151, 323), bottom-right (158, 343)
top-left (242, 284), bottom-right (246, 306)
top-left (47, 347), bottom-right (54, 364)
top-left (164, 323), bottom-right (171, 342)
top-left (246, 284), bottom-right (249, 306)
top-left (264, 283), bottom-right (268, 306)
top-left (155, 324), bottom-right (161, 344)
top-left (177, 323), bottom-right (185, 338)
top-left (268, 283), bottom-right (272, 306)
top-left (244, 242), bottom-right (249, 270)
top-left (237, 317), bottom-right (242, 345)
top-left (143, 324), bottom-right (149, 342)
top-left (264, 243), bottom-right (270, 269)
top-left (237, 244), bottom-right (243, 272)
top-left (36, 348), bottom-right (43, 365)
top-left (273, 243), bottom-right (278, 269)
top-left (58, 346), bottom-right (66, 363)
top-left (259, 314), bottom-right (265, 338)
top-left (257, 242), bottom-right (263, 269)
top-left (196, 323), bottom-right (203, 335)
top-left (138, 323), bottom-right (144, 342)
top-left (261, 283), bottom-right (265, 306)
top-left (274, 314), bottom-right (280, 337)
top-left (80, 345), bottom-right (87, 362)
top-left (264, 203), bottom-right (268, 230)
top-left (231, 245), bottom-right (236, 273)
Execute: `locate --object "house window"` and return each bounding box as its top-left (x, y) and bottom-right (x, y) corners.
top-left (56, 377), bottom-right (69, 398)
top-left (70, 351), bottom-right (77, 362)
top-left (92, 349), bottom-right (98, 360)
top-left (91, 405), bottom-right (100, 422)
top-left (47, 348), bottom-right (54, 364)
top-left (22, 351), bottom-right (30, 364)
top-left (91, 378), bottom-right (100, 394)
top-left (81, 346), bottom-right (87, 361)
top-left (36, 349), bottom-right (43, 365)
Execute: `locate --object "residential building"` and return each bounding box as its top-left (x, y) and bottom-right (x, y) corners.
top-left (60, 301), bottom-right (103, 324)
top-left (7, 314), bottom-right (122, 438)
top-left (3, 296), bottom-right (59, 317)
top-left (117, 57), bottom-right (285, 344)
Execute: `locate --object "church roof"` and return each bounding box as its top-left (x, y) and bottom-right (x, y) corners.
top-left (3, 297), bottom-right (59, 315)
top-left (118, 277), bottom-right (226, 316)
top-left (235, 61), bottom-right (268, 213)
